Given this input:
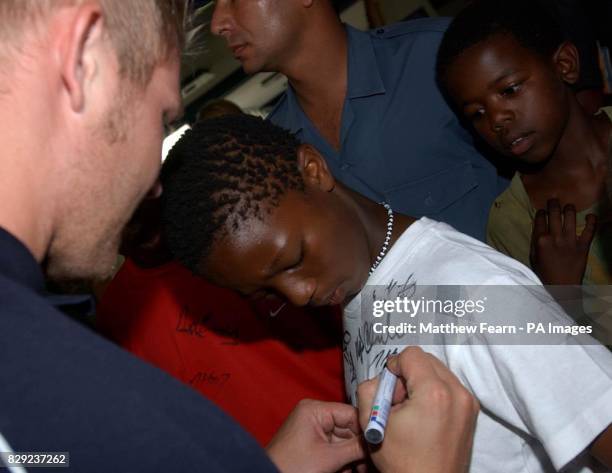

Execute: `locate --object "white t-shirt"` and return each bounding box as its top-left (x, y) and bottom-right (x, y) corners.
top-left (344, 218), bottom-right (612, 473)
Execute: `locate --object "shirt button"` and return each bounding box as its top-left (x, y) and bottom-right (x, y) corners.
top-left (341, 164), bottom-right (350, 170)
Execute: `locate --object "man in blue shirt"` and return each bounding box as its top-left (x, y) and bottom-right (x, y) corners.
top-left (211, 1), bottom-right (508, 240)
top-left (0, 1), bottom-right (478, 472)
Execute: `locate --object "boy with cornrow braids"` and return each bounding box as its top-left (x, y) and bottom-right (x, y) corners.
top-left (162, 114), bottom-right (612, 473)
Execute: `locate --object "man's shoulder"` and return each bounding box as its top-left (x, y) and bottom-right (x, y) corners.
top-left (368, 17), bottom-right (451, 40)
top-left (0, 278), bottom-right (274, 472)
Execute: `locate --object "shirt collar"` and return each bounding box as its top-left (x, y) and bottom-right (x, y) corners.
top-left (345, 25), bottom-right (386, 99)
top-left (281, 90), bottom-right (305, 135)
top-left (280, 24), bottom-right (386, 134)
top-left (0, 226), bottom-right (45, 292)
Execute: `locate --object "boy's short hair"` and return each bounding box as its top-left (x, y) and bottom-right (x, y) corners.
top-left (0, 0), bottom-right (189, 84)
top-left (436, 0), bottom-right (565, 94)
top-left (161, 115), bottom-right (305, 274)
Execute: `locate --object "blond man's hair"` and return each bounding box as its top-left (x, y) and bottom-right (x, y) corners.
top-left (0, 0), bottom-right (189, 84)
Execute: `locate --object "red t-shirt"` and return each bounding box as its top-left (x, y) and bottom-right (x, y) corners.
top-left (97, 259), bottom-right (346, 445)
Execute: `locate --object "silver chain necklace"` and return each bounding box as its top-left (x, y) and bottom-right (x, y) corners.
top-left (369, 202), bottom-right (394, 276)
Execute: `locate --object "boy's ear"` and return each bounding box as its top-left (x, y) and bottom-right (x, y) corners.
top-left (297, 144), bottom-right (335, 192)
top-left (553, 41), bottom-right (580, 85)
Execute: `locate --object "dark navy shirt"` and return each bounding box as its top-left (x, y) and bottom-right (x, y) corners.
top-left (268, 18), bottom-right (508, 241)
top-left (0, 227), bottom-right (277, 472)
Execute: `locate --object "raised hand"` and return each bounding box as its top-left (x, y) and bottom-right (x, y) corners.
top-left (530, 198), bottom-right (596, 284)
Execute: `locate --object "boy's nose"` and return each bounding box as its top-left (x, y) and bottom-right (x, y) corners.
top-left (210, 1), bottom-right (232, 37)
top-left (275, 276), bottom-right (317, 307)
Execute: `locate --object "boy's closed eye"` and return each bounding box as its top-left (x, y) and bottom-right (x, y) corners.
top-left (283, 240), bottom-right (305, 273)
top-left (270, 239), bottom-right (305, 277)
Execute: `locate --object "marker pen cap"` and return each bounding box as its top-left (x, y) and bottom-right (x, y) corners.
top-left (364, 423), bottom-right (384, 444)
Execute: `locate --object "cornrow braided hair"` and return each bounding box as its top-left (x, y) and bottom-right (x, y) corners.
top-left (161, 114), bottom-right (305, 275)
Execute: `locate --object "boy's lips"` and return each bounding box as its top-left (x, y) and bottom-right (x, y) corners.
top-left (502, 131), bottom-right (535, 156)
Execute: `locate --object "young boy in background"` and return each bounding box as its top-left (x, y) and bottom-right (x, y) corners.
top-left (436, 0), bottom-right (612, 289)
top-left (161, 115), bottom-right (612, 473)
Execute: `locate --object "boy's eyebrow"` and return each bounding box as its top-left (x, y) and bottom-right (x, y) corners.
top-left (461, 68), bottom-right (520, 107)
top-left (491, 69), bottom-right (518, 86)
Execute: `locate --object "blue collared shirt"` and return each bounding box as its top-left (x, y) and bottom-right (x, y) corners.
top-left (269, 18), bottom-right (508, 241)
top-left (0, 227), bottom-right (275, 472)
